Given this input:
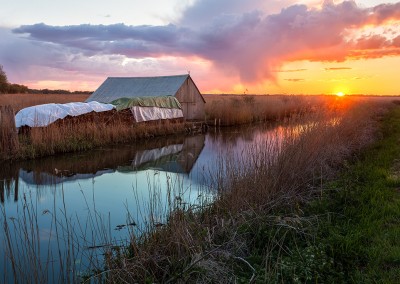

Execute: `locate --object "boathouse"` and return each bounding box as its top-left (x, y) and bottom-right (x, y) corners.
top-left (86, 74), bottom-right (205, 120)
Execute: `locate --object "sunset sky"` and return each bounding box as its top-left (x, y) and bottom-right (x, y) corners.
top-left (1, 0), bottom-right (400, 95)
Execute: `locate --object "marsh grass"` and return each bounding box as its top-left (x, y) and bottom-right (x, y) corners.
top-left (0, 93), bottom-right (189, 160)
top-left (98, 100), bottom-right (390, 283)
top-left (2, 111), bottom-right (186, 160)
top-left (0, 105), bottom-right (19, 155)
top-left (204, 94), bottom-right (349, 126)
top-left (1, 94), bottom-right (397, 283)
top-left (0, 93), bottom-right (357, 160)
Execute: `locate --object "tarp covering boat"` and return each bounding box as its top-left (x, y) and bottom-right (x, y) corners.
top-left (111, 96), bottom-right (183, 122)
top-left (15, 101), bottom-right (115, 128)
top-left (111, 96), bottom-right (181, 111)
top-left (131, 106), bottom-right (183, 122)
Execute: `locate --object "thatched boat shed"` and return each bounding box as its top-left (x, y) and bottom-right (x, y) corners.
top-left (86, 74), bottom-right (205, 120)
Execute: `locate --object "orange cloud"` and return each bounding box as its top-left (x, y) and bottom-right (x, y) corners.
top-left (4, 1), bottom-right (400, 92)
top-left (284, 78), bottom-right (305, 82)
top-left (324, 67), bottom-right (352, 71)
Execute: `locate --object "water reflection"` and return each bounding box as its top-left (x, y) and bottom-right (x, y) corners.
top-left (0, 162), bottom-right (19, 203)
top-left (0, 135), bottom-right (205, 202)
top-left (0, 123), bottom-right (286, 282)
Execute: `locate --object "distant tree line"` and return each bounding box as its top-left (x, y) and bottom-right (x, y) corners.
top-left (28, 89), bottom-right (93, 95)
top-left (0, 65), bottom-right (29, 94)
top-left (0, 65), bottom-right (92, 95)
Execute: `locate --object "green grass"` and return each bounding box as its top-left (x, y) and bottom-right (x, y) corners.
top-left (326, 106), bottom-right (400, 282)
top-left (267, 106), bottom-right (400, 283)
top-left (228, 106), bottom-right (400, 283)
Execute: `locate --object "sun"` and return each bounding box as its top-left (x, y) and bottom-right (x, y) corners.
top-left (336, 91), bottom-right (345, 97)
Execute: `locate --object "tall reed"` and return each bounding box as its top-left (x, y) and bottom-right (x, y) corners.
top-left (100, 100), bottom-right (389, 283)
top-left (1, 100), bottom-right (392, 283)
top-left (0, 105), bottom-right (19, 157)
top-left (204, 95), bottom-right (326, 125)
top-left (15, 114), bottom-right (186, 160)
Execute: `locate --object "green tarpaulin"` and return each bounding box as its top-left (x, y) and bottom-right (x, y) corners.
top-left (110, 96), bottom-right (182, 111)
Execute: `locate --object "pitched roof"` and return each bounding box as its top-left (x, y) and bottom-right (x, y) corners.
top-left (87, 74), bottom-right (189, 103)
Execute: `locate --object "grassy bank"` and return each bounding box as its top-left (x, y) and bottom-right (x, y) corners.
top-left (208, 105), bottom-right (400, 283)
top-left (215, 104), bottom-right (400, 283)
top-left (301, 106), bottom-right (400, 282)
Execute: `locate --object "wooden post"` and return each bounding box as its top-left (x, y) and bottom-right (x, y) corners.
top-left (0, 105), bottom-right (19, 157)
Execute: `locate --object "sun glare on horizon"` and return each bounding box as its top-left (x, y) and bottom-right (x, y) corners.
top-left (336, 91), bottom-right (345, 97)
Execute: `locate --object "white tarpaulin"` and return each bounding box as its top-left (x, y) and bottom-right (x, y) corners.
top-left (15, 101), bottom-right (115, 128)
top-left (130, 144), bottom-right (183, 169)
top-left (131, 106), bottom-right (183, 122)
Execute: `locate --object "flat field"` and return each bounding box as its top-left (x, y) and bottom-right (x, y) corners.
top-left (0, 93), bottom-right (90, 112)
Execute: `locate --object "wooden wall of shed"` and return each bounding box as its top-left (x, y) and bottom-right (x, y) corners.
top-left (175, 77), bottom-right (205, 120)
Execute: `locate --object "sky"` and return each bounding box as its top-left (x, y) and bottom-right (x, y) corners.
top-left (0, 0), bottom-right (400, 95)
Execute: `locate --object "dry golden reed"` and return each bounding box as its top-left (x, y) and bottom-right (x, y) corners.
top-left (100, 99), bottom-right (392, 283)
top-left (204, 94), bottom-right (350, 125)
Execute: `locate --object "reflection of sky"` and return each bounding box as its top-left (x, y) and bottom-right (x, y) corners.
top-left (0, 168), bottom-right (210, 282)
top-left (1, 125), bottom-right (287, 280)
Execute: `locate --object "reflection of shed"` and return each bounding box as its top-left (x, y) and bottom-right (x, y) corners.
top-left (126, 135), bottom-right (205, 173)
top-left (9, 135), bottom-right (205, 188)
top-left (86, 75), bottom-right (205, 120)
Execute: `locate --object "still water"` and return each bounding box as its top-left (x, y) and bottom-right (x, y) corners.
top-left (0, 124), bottom-right (283, 282)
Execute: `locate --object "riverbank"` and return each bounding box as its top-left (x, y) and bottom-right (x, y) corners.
top-left (219, 104), bottom-right (400, 283)
top-left (95, 100), bottom-right (398, 283)
top-left (301, 106), bottom-right (400, 282)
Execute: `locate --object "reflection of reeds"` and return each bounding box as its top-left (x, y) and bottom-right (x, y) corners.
top-left (0, 161), bottom-right (19, 203)
top-left (1, 187), bottom-right (114, 283)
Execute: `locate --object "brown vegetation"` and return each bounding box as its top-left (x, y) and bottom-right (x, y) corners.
top-left (0, 105), bottom-right (19, 155)
top-left (0, 93), bottom-right (317, 160)
top-left (1, 92), bottom-right (397, 282)
top-left (0, 93), bottom-right (392, 161)
top-left (11, 112), bottom-right (185, 160)
top-left (203, 94), bottom-right (352, 125)
top-left (99, 99), bottom-right (392, 283)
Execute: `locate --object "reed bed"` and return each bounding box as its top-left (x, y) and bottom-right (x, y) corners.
top-left (204, 94), bottom-right (348, 126)
top-left (97, 100), bottom-right (391, 283)
top-left (0, 98), bottom-right (394, 283)
top-left (15, 114), bottom-right (186, 160)
top-left (0, 93), bottom-right (186, 160)
top-left (0, 93), bottom-right (341, 160)
top-left (1, 93), bottom-right (397, 282)
top-left (0, 105), bottom-right (19, 155)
